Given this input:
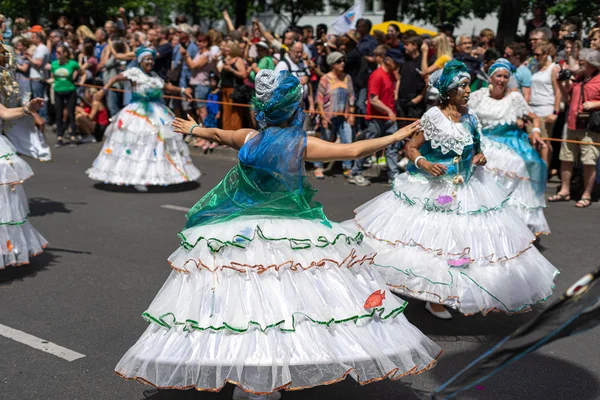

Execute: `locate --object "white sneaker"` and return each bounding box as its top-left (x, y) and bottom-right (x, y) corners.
top-left (233, 386), bottom-right (282, 400)
top-left (134, 184), bottom-right (148, 192)
top-left (425, 302), bottom-right (452, 319)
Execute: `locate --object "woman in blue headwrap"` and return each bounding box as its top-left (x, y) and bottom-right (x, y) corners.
top-left (469, 58), bottom-right (550, 235)
top-left (345, 60), bottom-right (558, 319)
top-left (87, 47), bottom-right (201, 191)
top-left (115, 70), bottom-right (439, 399)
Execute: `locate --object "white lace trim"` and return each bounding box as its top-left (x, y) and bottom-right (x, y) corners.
top-left (421, 107), bottom-right (474, 155)
top-left (122, 67), bottom-right (164, 94)
top-left (469, 89), bottom-right (531, 130)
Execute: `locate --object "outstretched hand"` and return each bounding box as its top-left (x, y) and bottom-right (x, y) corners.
top-left (27, 98), bottom-right (44, 112)
top-left (393, 120), bottom-right (422, 142)
top-left (172, 114), bottom-right (198, 135)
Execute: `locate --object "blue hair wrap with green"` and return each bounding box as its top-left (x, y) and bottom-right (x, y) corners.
top-left (429, 60), bottom-right (471, 99)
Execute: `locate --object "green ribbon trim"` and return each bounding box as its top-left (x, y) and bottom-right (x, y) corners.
top-left (178, 225), bottom-right (364, 253)
top-left (0, 152), bottom-right (16, 160)
top-left (141, 302), bottom-right (408, 333)
top-left (0, 216), bottom-right (28, 226)
top-left (392, 187), bottom-right (511, 215)
top-left (376, 263), bottom-right (559, 314)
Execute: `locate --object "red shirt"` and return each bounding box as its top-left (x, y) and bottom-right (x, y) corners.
top-left (366, 67), bottom-right (396, 120)
top-left (567, 73), bottom-right (600, 130)
top-left (84, 105), bottom-right (109, 126)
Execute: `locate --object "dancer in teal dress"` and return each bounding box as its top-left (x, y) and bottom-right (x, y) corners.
top-left (345, 61), bottom-right (558, 319)
top-left (115, 70), bottom-right (440, 400)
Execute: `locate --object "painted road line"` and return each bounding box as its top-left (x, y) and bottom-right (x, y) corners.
top-left (161, 204), bottom-right (190, 212)
top-left (0, 323), bottom-right (85, 362)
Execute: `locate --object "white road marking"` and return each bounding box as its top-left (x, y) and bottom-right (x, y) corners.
top-left (161, 204), bottom-right (190, 212)
top-left (0, 323), bottom-right (85, 362)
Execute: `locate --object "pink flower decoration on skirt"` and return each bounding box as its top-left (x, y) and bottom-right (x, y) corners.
top-left (448, 257), bottom-right (472, 267)
top-left (436, 195), bottom-right (454, 205)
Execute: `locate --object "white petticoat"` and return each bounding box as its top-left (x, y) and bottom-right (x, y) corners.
top-left (346, 168), bottom-right (558, 316)
top-left (0, 136), bottom-right (47, 268)
top-left (86, 102), bottom-right (201, 186)
top-left (1, 117), bottom-right (52, 162)
top-left (115, 217), bottom-right (442, 393)
top-left (482, 137), bottom-right (550, 234)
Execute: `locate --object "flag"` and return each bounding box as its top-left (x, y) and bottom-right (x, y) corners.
top-left (431, 266), bottom-right (600, 399)
top-left (330, 2), bottom-right (363, 35)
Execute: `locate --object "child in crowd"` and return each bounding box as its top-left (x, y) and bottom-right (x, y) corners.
top-left (194, 72), bottom-right (220, 152)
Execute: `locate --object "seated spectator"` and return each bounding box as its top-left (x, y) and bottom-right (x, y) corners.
top-left (550, 49), bottom-right (600, 208)
top-left (75, 87), bottom-right (109, 143)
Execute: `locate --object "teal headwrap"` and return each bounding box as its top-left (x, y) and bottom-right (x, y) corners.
top-left (430, 60), bottom-right (471, 99)
top-left (252, 70), bottom-right (303, 128)
top-left (135, 47), bottom-right (157, 63)
top-left (489, 58), bottom-right (516, 77)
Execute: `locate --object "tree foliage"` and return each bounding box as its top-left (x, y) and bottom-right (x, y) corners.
top-left (398, 0), bottom-right (499, 27)
top-left (262, 0), bottom-right (326, 26)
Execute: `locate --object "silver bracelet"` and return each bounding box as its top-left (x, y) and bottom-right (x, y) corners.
top-left (189, 123), bottom-right (203, 135)
top-left (531, 127), bottom-right (541, 134)
top-left (414, 156), bottom-right (426, 169)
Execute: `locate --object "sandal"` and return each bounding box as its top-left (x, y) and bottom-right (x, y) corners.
top-left (548, 193), bottom-right (570, 202)
top-left (575, 198), bottom-right (592, 208)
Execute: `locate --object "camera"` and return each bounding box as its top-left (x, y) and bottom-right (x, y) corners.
top-left (563, 32), bottom-right (579, 41)
top-left (558, 69), bottom-right (572, 81)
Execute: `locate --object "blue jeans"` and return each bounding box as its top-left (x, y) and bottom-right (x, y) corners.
top-left (315, 116), bottom-right (353, 170)
top-left (106, 89), bottom-right (123, 117)
top-left (354, 87), bottom-right (367, 131)
top-left (193, 84), bottom-right (211, 109)
top-left (30, 80), bottom-right (47, 119)
top-left (122, 81), bottom-right (132, 106)
top-left (351, 119), bottom-right (400, 180)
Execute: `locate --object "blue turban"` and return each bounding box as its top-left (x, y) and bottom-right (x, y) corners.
top-left (489, 58), bottom-right (516, 77)
top-left (252, 70), bottom-right (303, 127)
top-left (430, 60), bottom-right (471, 99)
top-left (135, 47), bottom-right (156, 63)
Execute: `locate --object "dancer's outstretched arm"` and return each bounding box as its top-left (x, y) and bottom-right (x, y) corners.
top-left (0, 98), bottom-right (44, 121)
top-left (305, 120), bottom-right (421, 162)
top-left (173, 114), bottom-right (255, 150)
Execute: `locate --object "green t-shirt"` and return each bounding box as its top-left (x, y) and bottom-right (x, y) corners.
top-left (51, 59), bottom-right (80, 93)
top-left (249, 56), bottom-right (275, 82)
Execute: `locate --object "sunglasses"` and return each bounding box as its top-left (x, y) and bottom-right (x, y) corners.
top-left (335, 58), bottom-right (346, 64)
top-left (534, 52), bottom-right (544, 56)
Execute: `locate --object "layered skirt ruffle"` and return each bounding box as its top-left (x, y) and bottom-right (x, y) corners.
top-left (0, 136), bottom-right (47, 268)
top-left (86, 102), bottom-right (201, 186)
top-left (115, 217), bottom-right (442, 393)
top-left (345, 168), bottom-right (558, 316)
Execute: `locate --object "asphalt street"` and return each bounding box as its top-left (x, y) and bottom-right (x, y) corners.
top-left (0, 141), bottom-right (599, 400)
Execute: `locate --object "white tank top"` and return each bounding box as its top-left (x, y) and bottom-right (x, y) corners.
top-left (529, 63), bottom-right (556, 117)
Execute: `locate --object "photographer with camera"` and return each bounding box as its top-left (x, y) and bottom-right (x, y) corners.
top-left (549, 49), bottom-right (600, 208)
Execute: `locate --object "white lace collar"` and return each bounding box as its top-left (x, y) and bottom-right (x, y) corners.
top-left (468, 89), bottom-right (531, 129)
top-left (421, 107), bottom-right (474, 155)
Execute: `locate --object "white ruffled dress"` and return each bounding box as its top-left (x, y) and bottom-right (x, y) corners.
top-left (345, 107), bottom-right (558, 316)
top-left (469, 89), bottom-right (550, 234)
top-left (0, 134), bottom-right (47, 267)
top-left (86, 68), bottom-right (200, 186)
top-left (115, 125), bottom-right (442, 393)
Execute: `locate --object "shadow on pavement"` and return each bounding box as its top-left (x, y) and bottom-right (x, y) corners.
top-left (0, 250), bottom-right (58, 284)
top-left (28, 197), bottom-right (79, 216)
top-left (428, 344), bottom-right (600, 400)
top-left (94, 182), bottom-right (200, 194)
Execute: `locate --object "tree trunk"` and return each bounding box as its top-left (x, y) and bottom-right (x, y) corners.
top-left (235, 0), bottom-right (247, 27)
top-left (383, 0), bottom-right (400, 21)
top-left (496, 0), bottom-right (521, 51)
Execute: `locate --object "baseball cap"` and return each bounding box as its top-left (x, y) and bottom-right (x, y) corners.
top-left (385, 48), bottom-right (404, 64)
top-left (30, 25), bottom-right (44, 33)
top-left (326, 51), bottom-right (344, 66)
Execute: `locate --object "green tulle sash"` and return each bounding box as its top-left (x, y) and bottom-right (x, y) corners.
top-left (184, 162), bottom-right (330, 229)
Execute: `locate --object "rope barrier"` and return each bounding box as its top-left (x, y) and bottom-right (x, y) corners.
top-left (69, 82), bottom-right (600, 147)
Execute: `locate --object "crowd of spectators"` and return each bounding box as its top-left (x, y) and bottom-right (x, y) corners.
top-left (1, 6), bottom-right (600, 197)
